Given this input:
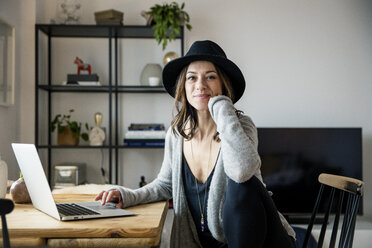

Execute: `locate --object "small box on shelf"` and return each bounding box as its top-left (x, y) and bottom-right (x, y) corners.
top-left (53, 163), bottom-right (86, 188)
top-left (94, 9), bottom-right (123, 25)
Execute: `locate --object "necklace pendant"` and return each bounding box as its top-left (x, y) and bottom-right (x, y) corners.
top-left (201, 217), bottom-right (205, 232)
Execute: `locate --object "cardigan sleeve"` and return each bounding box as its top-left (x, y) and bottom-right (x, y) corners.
top-left (208, 95), bottom-right (261, 183)
top-left (109, 128), bottom-right (174, 208)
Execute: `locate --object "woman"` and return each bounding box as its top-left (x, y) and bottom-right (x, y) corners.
top-left (95, 40), bottom-right (296, 247)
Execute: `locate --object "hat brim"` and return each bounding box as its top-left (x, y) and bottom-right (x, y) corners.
top-left (162, 54), bottom-right (245, 103)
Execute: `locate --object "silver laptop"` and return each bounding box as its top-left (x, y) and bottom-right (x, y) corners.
top-left (11, 143), bottom-right (134, 221)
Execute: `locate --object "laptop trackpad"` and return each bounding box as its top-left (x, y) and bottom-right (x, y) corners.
top-left (76, 202), bottom-right (135, 215)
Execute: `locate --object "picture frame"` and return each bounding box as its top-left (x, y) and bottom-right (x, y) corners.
top-left (0, 18), bottom-right (15, 106)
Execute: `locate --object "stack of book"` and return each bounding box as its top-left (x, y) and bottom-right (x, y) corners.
top-left (66, 74), bottom-right (101, 86)
top-left (123, 123), bottom-right (166, 147)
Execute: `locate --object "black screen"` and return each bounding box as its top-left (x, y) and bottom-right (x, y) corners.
top-left (257, 128), bottom-right (362, 219)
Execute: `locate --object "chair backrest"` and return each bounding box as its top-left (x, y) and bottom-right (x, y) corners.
top-left (0, 198), bottom-right (15, 248)
top-left (302, 173), bottom-right (364, 248)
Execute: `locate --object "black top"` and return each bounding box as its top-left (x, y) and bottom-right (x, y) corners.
top-left (182, 154), bottom-right (227, 248)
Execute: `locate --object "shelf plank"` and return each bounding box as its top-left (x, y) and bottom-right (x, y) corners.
top-left (37, 85), bottom-right (167, 93)
top-left (37, 145), bottom-right (111, 149)
top-left (116, 85), bottom-right (167, 93)
top-left (37, 145), bottom-right (165, 149)
top-left (36, 24), bottom-right (183, 39)
top-left (37, 24), bottom-right (111, 38)
top-left (38, 85), bottom-right (111, 92)
top-left (120, 146), bottom-right (165, 149)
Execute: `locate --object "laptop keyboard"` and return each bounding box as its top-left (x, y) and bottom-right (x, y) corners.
top-left (57, 203), bottom-right (100, 216)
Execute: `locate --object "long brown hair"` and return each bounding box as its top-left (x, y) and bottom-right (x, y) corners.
top-left (170, 62), bottom-right (240, 141)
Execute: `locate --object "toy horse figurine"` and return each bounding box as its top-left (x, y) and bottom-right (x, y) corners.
top-left (74, 56), bottom-right (91, 75)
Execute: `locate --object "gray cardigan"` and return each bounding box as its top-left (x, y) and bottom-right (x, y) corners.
top-left (112, 96), bottom-right (295, 247)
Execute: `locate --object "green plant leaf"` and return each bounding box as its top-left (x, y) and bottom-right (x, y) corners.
top-left (50, 114), bottom-right (61, 132)
top-left (58, 125), bottom-right (66, 134)
top-left (162, 39), bottom-right (168, 50)
top-left (81, 133), bottom-right (89, 141)
top-left (70, 121), bottom-right (79, 133)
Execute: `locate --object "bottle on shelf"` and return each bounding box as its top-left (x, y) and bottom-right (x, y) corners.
top-left (139, 176), bottom-right (147, 188)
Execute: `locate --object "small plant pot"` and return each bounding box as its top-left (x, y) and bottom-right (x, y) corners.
top-left (57, 126), bottom-right (79, 146)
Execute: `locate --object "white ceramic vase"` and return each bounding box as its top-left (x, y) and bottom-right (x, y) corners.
top-left (0, 155), bottom-right (8, 198)
top-left (140, 63), bottom-right (162, 86)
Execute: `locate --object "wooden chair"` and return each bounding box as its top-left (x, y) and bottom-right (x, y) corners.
top-left (303, 173), bottom-right (364, 248)
top-left (0, 198), bottom-right (15, 248)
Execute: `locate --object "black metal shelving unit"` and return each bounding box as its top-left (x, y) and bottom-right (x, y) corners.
top-left (35, 24), bottom-right (184, 185)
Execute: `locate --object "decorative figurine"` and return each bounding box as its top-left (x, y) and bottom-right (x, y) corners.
top-left (56, 0), bottom-right (81, 24)
top-left (89, 112), bottom-right (105, 146)
top-left (140, 10), bottom-right (153, 26)
top-left (74, 56), bottom-right (92, 75)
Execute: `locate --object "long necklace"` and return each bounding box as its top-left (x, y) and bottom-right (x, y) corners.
top-left (191, 137), bottom-right (213, 232)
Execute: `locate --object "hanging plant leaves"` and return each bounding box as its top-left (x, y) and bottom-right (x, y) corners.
top-left (147, 2), bottom-right (192, 50)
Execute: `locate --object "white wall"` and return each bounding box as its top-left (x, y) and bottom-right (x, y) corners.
top-left (14, 0), bottom-right (372, 219)
top-left (0, 0), bottom-right (35, 180)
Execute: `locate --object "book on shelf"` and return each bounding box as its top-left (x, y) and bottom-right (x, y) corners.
top-left (123, 138), bottom-right (165, 143)
top-left (124, 123), bottom-right (166, 140)
top-left (124, 131), bottom-right (166, 140)
top-left (128, 123), bottom-right (165, 131)
top-left (77, 81), bottom-right (101, 86)
top-left (67, 74), bottom-right (99, 82)
top-left (62, 81), bottom-right (101, 86)
top-left (124, 138), bottom-right (165, 142)
top-left (123, 142), bottom-right (165, 147)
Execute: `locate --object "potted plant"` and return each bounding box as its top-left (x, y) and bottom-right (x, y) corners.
top-left (50, 109), bottom-right (89, 146)
top-left (146, 2), bottom-right (192, 50)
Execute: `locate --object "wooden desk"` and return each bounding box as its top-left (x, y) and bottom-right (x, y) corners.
top-left (3, 194), bottom-right (169, 248)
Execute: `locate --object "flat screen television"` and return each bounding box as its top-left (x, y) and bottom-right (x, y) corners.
top-left (257, 128), bottom-right (362, 224)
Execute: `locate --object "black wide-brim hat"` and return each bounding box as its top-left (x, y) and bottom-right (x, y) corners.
top-left (162, 40), bottom-right (246, 103)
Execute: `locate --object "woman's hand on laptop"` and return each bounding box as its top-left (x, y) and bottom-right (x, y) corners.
top-left (95, 190), bottom-right (123, 208)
